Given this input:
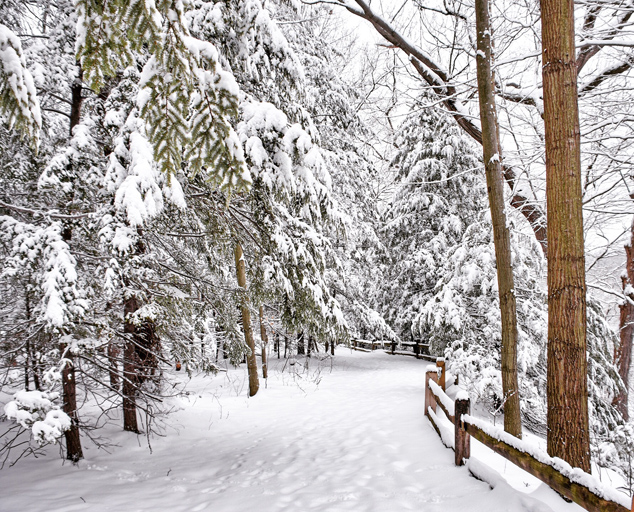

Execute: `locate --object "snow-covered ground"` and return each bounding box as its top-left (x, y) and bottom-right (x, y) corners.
top-left (0, 350), bottom-right (610, 511)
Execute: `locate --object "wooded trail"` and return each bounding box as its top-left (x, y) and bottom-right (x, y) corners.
top-left (1, 351), bottom-right (580, 512)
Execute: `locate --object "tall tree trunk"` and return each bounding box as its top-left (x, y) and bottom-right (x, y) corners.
top-left (474, 0), bottom-right (522, 438)
top-left (59, 180), bottom-right (83, 459)
top-left (259, 306), bottom-right (268, 379)
top-left (614, 212), bottom-right (634, 420)
top-left (123, 294), bottom-right (140, 432)
top-left (297, 332), bottom-right (305, 355)
top-left (234, 243), bottom-right (259, 397)
top-left (331, 339), bottom-right (335, 356)
top-left (60, 342), bottom-right (83, 462)
top-left (541, 0), bottom-right (591, 472)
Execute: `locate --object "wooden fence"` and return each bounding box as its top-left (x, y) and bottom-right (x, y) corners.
top-left (425, 360), bottom-right (633, 512)
top-left (351, 339), bottom-right (435, 361)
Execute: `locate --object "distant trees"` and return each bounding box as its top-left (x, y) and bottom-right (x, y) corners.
top-left (327, 0), bottom-right (626, 473)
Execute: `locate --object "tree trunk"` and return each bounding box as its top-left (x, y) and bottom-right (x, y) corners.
top-left (60, 342), bottom-right (83, 462)
top-left (614, 212), bottom-right (634, 420)
top-left (474, 0), bottom-right (522, 438)
top-left (57, 175), bottom-right (83, 459)
top-left (259, 306), bottom-right (268, 379)
top-left (70, 65), bottom-right (83, 135)
top-left (123, 295), bottom-right (140, 433)
top-left (107, 340), bottom-right (120, 389)
top-left (541, 0), bottom-right (591, 472)
top-left (331, 339), bottom-right (335, 356)
top-left (234, 243), bottom-right (259, 397)
top-left (297, 332), bottom-right (305, 355)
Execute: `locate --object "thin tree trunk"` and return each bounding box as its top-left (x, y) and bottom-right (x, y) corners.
top-left (60, 342), bottom-right (83, 462)
top-left (24, 342), bottom-right (30, 391)
top-left (297, 332), bottom-right (305, 355)
top-left (474, 0), bottom-right (522, 438)
top-left (614, 211), bottom-right (634, 420)
top-left (123, 295), bottom-right (140, 433)
top-left (259, 306), bottom-right (268, 379)
top-left (70, 65), bottom-right (83, 135)
top-left (235, 243), bottom-right (259, 396)
top-left (541, 0), bottom-right (591, 472)
top-left (107, 340), bottom-right (120, 389)
top-left (331, 339), bottom-right (335, 356)
top-left (58, 179), bottom-right (83, 459)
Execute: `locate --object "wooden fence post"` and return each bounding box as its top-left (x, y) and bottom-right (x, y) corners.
top-left (437, 358), bottom-right (446, 390)
top-left (455, 395), bottom-right (471, 466)
top-left (425, 368), bottom-right (439, 417)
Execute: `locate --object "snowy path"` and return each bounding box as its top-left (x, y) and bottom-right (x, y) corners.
top-left (1, 351), bottom-right (583, 512)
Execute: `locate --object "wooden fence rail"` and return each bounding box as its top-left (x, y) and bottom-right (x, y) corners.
top-left (424, 360), bottom-right (633, 512)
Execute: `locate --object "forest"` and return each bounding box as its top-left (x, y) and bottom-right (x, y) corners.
top-left (1, 0), bottom-right (634, 509)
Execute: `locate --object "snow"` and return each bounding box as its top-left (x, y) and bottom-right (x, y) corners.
top-left (0, 351), bottom-right (600, 512)
top-left (0, 23), bottom-right (41, 142)
top-left (463, 414), bottom-right (632, 508)
top-left (429, 379), bottom-right (456, 417)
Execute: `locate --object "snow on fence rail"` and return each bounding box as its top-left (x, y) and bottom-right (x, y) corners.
top-left (351, 338), bottom-right (436, 361)
top-left (424, 361), bottom-right (633, 512)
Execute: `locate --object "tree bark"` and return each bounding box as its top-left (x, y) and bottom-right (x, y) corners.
top-left (474, 0), bottom-right (522, 438)
top-left (614, 212), bottom-right (634, 420)
top-left (69, 65), bottom-right (83, 136)
top-left (234, 243), bottom-right (259, 397)
top-left (60, 342), bottom-right (83, 462)
top-left (297, 332), bottom-right (305, 355)
top-left (123, 294), bottom-right (140, 433)
top-left (259, 306), bottom-right (268, 379)
top-left (541, 0), bottom-right (591, 472)
top-left (58, 193), bottom-right (83, 460)
top-left (107, 340), bottom-right (120, 389)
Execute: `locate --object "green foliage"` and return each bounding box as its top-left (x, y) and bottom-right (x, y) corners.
top-left (0, 24), bottom-right (41, 148)
top-left (75, 0), bottom-right (250, 193)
